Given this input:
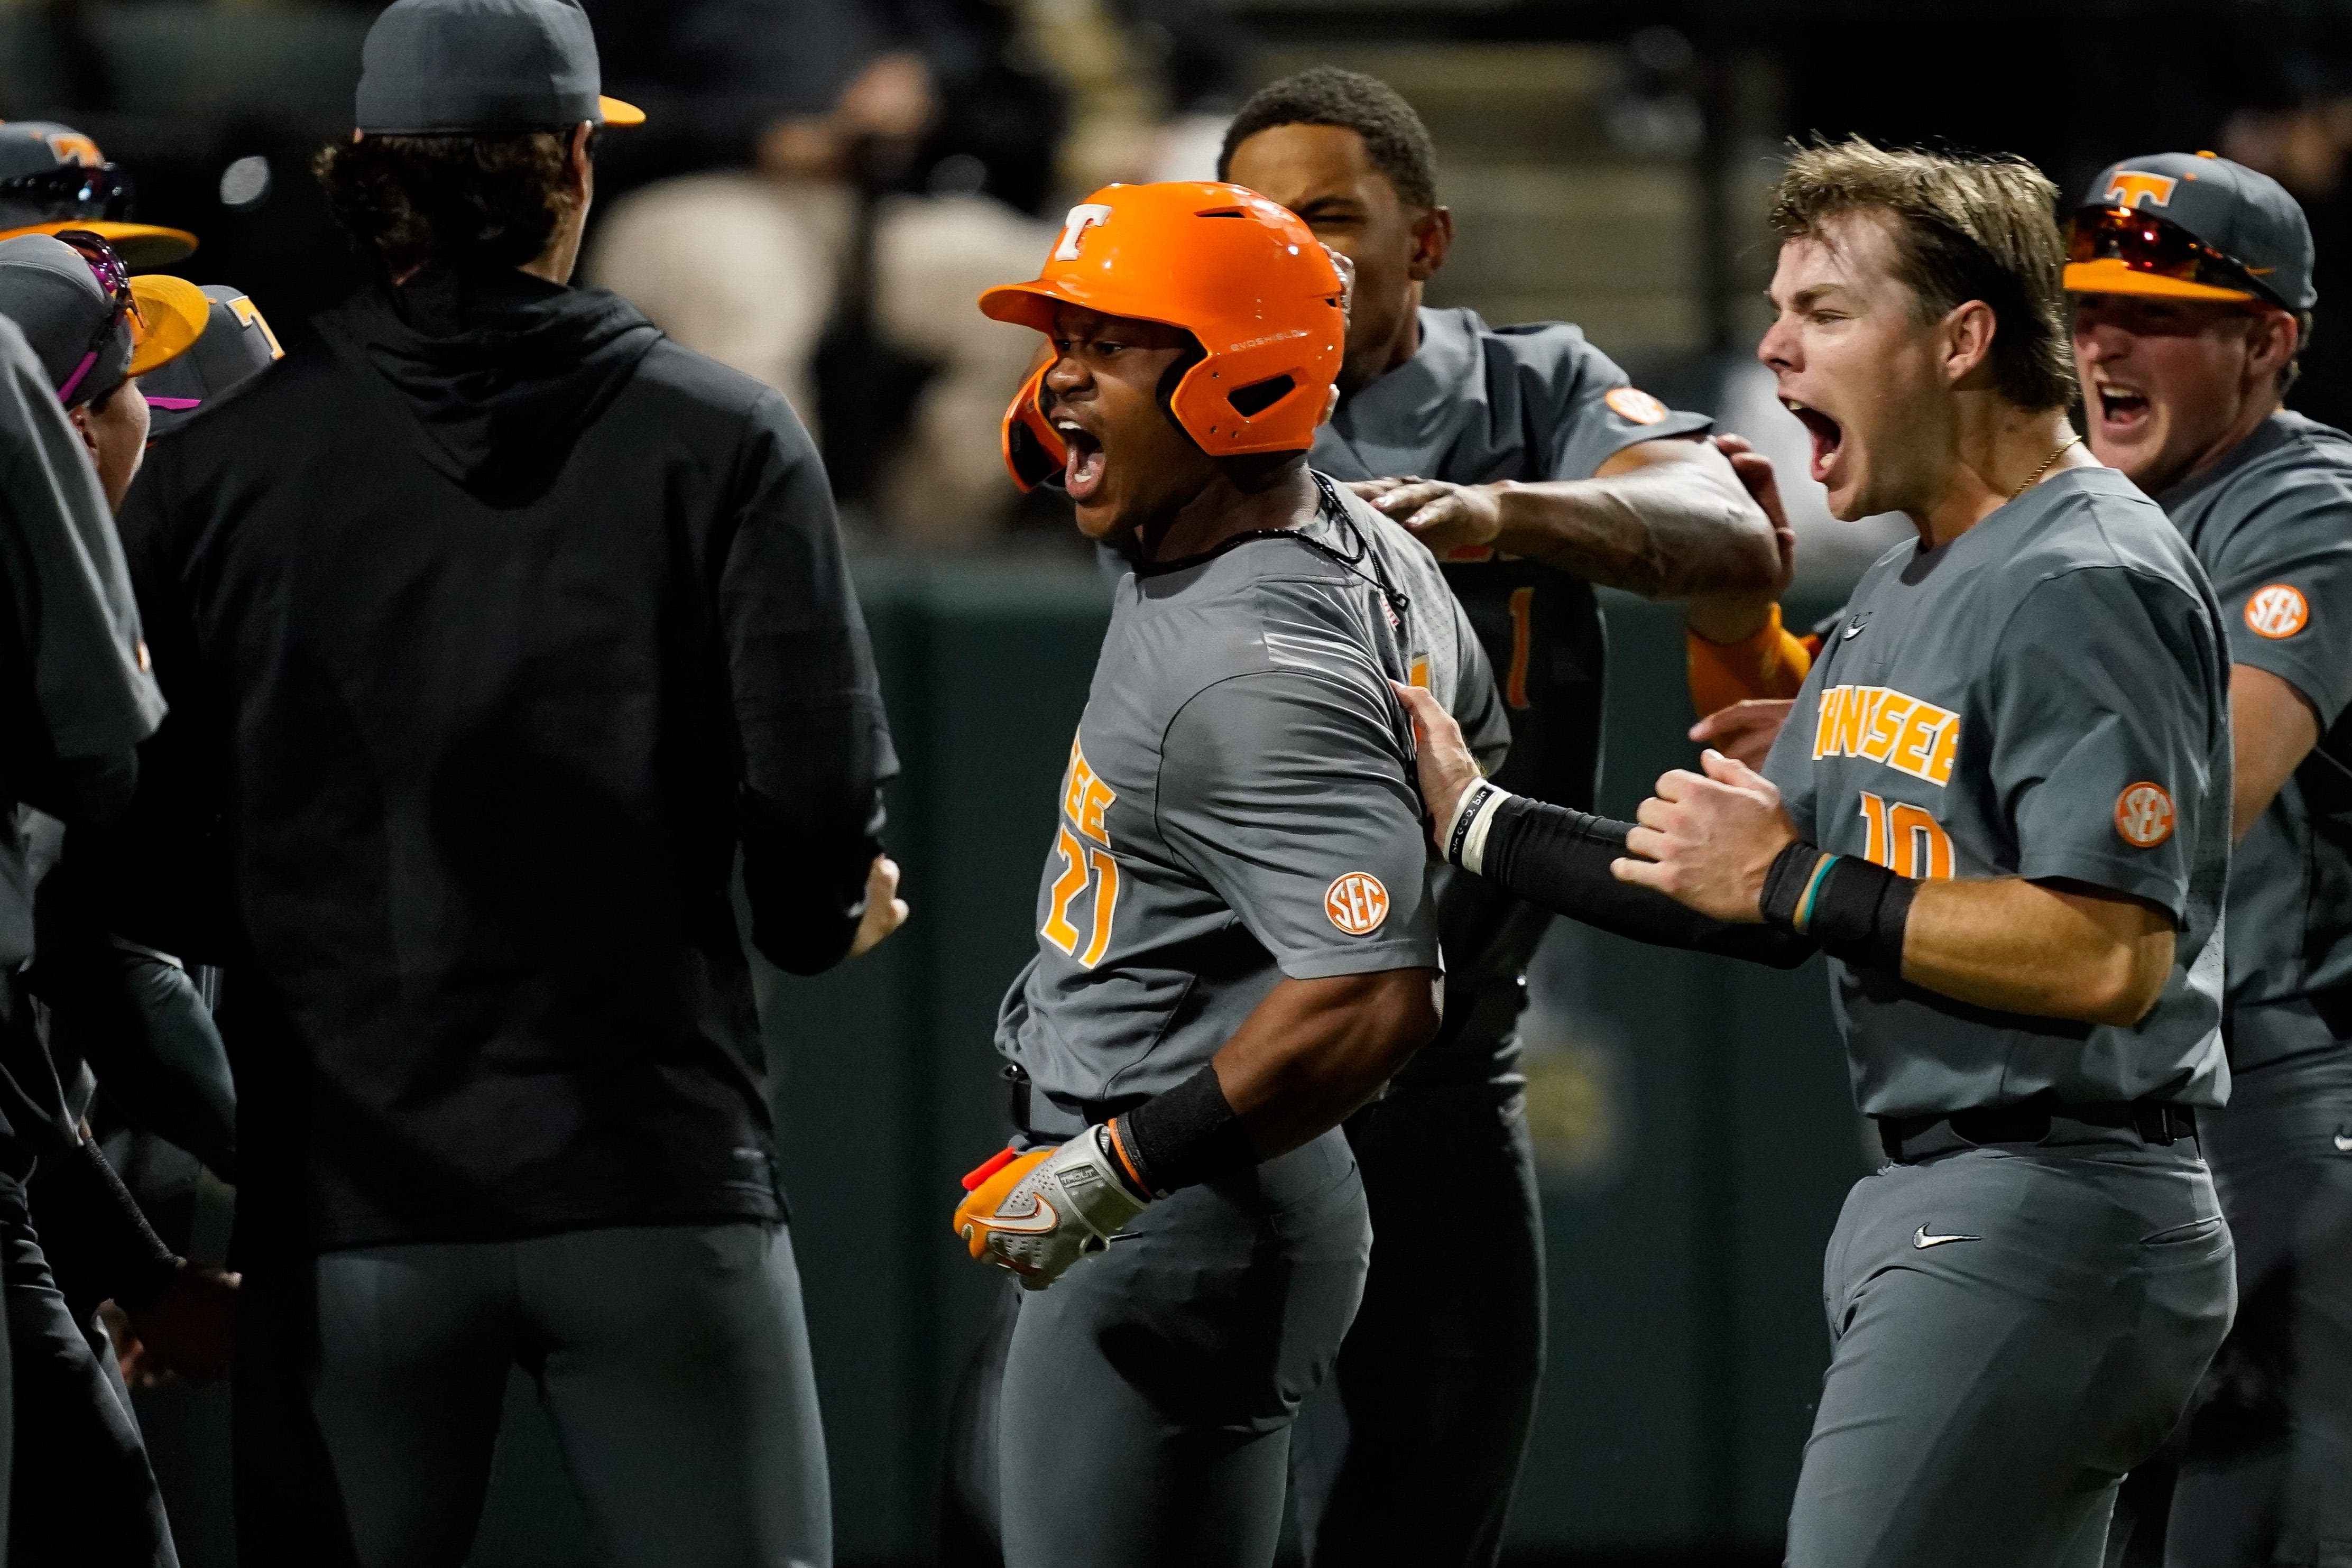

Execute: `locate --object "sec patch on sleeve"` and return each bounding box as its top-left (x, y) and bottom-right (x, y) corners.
top-left (2245, 583), bottom-right (2311, 639)
top-left (2114, 782), bottom-right (2176, 849)
top-left (1605, 386), bottom-right (1667, 425)
top-left (1325, 873), bottom-right (1390, 936)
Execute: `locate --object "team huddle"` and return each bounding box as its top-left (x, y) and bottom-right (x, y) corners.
top-left (946, 75), bottom-right (2350, 1568)
top-left (0, 0), bottom-right (2336, 1562)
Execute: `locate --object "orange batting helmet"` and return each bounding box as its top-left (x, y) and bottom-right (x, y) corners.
top-left (980, 182), bottom-right (1346, 492)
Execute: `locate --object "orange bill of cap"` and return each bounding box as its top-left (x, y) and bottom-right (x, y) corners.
top-left (979, 276), bottom-right (1181, 335)
top-left (126, 273), bottom-right (212, 376)
top-left (2063, 256), bottom-right (2259, 303)
top-left (598, 95), bottom-right (646, 127)
top-left (1, 219), bottom-right (197, 271)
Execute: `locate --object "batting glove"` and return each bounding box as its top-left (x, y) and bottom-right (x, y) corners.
top-left (953, 1128), bottom-right (1149, 1290)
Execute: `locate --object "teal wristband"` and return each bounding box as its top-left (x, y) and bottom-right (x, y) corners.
top-left (1792, 853), bottom-right (1838, 934)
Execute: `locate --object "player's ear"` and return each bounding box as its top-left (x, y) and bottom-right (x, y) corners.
top-left (2248, 306), bottom-right (2299, 385)
top-left (1408, 207), bottom-right (1453, 282)
top-left (1941, 298), bottom-right (1998, 390)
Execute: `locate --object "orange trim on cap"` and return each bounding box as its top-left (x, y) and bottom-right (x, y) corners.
top-left (978, 276), bottom-right (1188, 336)
top-left (597, 95), bottom-right (645, 127)
top-left (2064, 256), bottom-right (2258, 303)
top-left (126, 273), bottom-right (210, 376)
top-left (0, 219), bottom-right (196, 270)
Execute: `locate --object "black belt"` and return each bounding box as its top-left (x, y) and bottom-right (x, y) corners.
top-left (1000, 1063), bottom-right (1144, 1141)
top-left (1876, 1096), bottom-right (2197, 1164)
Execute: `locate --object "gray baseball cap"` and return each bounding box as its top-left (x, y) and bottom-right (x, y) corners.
top-left (355, 0), bottom-right (645, 135)
top-left (2067, 151), bottom-right (2316, 311)
top-left (0, 233), bottom-right (209, 407)
top-left (141, 285), bottom-right (284, 437)
top-left (0, 122), bottom-right (197, 270)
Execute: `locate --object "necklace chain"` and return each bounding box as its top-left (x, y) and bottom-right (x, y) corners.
top-left (2012, 436), bottom-right (2081, 500)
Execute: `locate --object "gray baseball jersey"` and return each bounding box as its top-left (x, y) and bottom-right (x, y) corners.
top-left (2159, 410), bottom-right (2352, 1067)
top-left (995, 479), bottom-right (1510, 1109)
top-left (1761, 466), bottom-right (2232, 1116)
top-left (1310, 306), bottom-right (1709, 1084)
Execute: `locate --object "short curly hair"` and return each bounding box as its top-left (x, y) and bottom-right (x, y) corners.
top-left (1217, 67), bottom-right (1438, 210)
top-left (1770, 137), bottom-right (2075, 412)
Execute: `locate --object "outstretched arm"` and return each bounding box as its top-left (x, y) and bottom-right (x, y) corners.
top-left (1392, 681), bottom-right (1811, 967)
top-left (1360, 436), bottom-right (1779, 600)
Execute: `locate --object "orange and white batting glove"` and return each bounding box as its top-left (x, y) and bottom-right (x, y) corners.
top-left (953, 1129), bottom-right (1151, 1290)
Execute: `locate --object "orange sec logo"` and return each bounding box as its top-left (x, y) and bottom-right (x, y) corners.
top-left (1606, 386), bottom-right (1667, 425)
top-left (1325, 872), bottom-right (1390, 936)
top-left (2245, 583), bottom-right (2310, 640)
top-left (2114, 782), bottom-right (2176, 849)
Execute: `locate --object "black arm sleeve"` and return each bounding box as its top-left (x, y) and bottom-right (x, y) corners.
top-left (1481, 796), bottom-right (1816, 970)
top-left (30, 1138), bottom-right (178, 1314)
top-left (723, 391), bottom-right (898, 976)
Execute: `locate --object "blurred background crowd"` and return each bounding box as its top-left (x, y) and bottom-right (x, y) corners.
top-left (27, 0), bottom-right (2352, 1563)
top-left (24, 0), bottom-right (2352, 586)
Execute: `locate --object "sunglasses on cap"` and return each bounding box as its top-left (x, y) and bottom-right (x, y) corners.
top-left (2064, 205), bottom-right (2283, 307)
top-left (0, 162), bottom-right (133, 223)
top-left (50, 228), bottom-right (135, 405)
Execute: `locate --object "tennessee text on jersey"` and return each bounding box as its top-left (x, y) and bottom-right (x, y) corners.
top-left (1810, 684), bottom-right (1960, 786)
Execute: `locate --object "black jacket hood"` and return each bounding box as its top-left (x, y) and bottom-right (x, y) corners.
top-left (319, 268), bottom-right (662, 500)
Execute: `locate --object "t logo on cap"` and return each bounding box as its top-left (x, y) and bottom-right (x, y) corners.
top-left (2104, 171), bottom-right (2179, 209)
top-left (43, 133), bottom-right (99, 168)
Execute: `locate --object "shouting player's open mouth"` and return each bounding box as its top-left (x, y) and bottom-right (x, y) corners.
top-left (1784, 398), bottom-right (1844, 487)
top-left (1055, 413), bottom-right (1107, 502)
top-left (2090, 379), bottom-right (2152, 440)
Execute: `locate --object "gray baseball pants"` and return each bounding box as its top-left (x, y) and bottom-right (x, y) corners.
top-left (1789, 1128), bottom-right (2235, 1568)
top-left (2167, 1046), bottom-right (2352, 1568)
top-left (233, 1220), bottom-right (829, 1568)
top-left (1288, 1076), bottom-right (1544, 1568)
top-left (995, 1127), bottom-right (1370, 1568)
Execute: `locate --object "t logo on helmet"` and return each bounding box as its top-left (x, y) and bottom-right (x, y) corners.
top-left (2102, 171), bottom-right (2179, 209)
top-left (1054, 204), bottom-right (1115, 261)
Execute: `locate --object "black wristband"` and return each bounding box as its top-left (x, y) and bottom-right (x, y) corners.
top-left (1113, 1064), bottom-right (1256, 1197)
top-left (1758, 841), bottom-right (1834, 928)
top-left (1759, 841), bottom-right (1915, 974)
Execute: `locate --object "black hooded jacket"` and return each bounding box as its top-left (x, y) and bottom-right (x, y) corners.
top-left (111, 268), bottom-right (896, 1257)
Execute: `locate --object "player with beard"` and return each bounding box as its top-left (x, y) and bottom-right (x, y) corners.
top-left (1210, 67), bottom-right (1781, 1566)
top-left (1398, 139), bottom-right (2236, 1566)
top-left (949, 180), bottom-right (1509, 1568)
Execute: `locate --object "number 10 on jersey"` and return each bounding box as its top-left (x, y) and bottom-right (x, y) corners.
top-left (1045, 736), bottom-right (1121, 967)
top-left (1856, 790), bottom-right (1954, 879)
